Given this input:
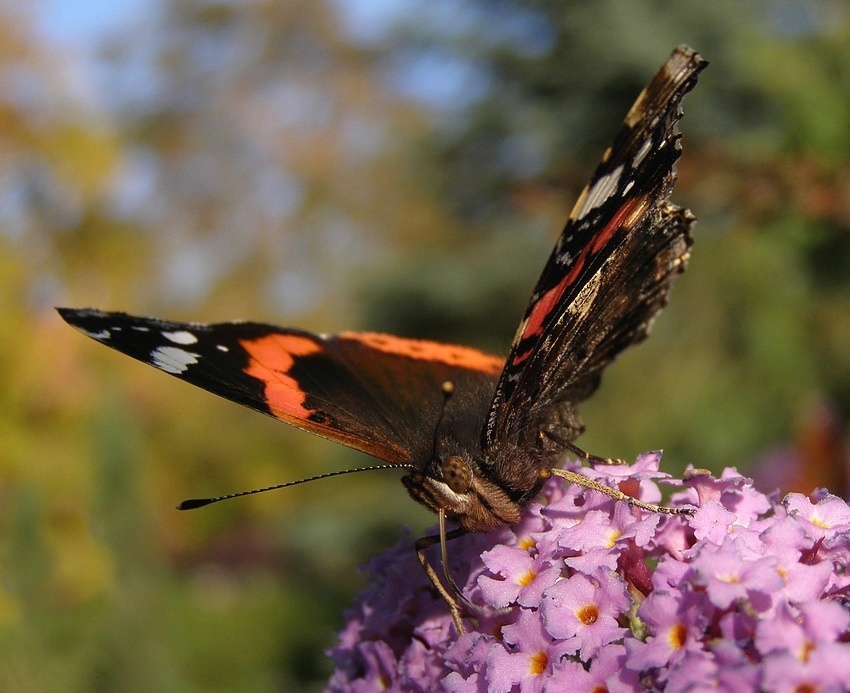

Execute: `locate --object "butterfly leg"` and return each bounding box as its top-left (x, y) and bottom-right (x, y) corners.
top-left (546, 466), bottom-right (693, 516)
top-left (564, 440), bottom-right (626, 466)
top-left (541, 433), bottom-right (690, 513)
top-left (415, 523), bottom-right (469, 634)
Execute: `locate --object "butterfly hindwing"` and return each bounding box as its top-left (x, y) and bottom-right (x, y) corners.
top-left (484, 46), bottom-right (706, 454)
top-left (59, 308), bottom-right (503, 467)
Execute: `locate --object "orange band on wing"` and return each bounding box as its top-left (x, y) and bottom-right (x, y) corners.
top-left (340, 332), bottom-right (503, 374)
top-left (519, 195), bottom-right (647, 346)
top-left (240, 334), bottom-right (322, 418)
top-left (590, 195), bottom-right (642, 253)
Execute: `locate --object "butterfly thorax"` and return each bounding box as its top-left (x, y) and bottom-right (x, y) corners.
top-left (401, 438), bottom-right (555, 533)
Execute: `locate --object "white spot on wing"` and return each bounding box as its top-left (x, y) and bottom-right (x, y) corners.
top-left (633, 137), bottom-right (653, 168)
top-left (567, 268), bottom-right (602, 318)
top-left (151, 346), bottom-right (200, 374)
top-left (573, 165), bottom-right (624, 221)
top-left (132, 326), bottom-right (150, 332)
top-left (216, 345), bottom-right (229, 352)
top-left (162, 330), bottom-right (198, 345)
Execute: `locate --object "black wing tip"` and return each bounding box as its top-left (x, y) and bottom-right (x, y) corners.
top-left (57, 307), bottom-right (129, 341)
top-left (56, 306), bottom-right (81, 322)
top-left (56, 306), bottom-right (113, 325)
top-left (56, 306), bottom-right (94, 331)
top-left (177, 498), bottom-right (215, 510)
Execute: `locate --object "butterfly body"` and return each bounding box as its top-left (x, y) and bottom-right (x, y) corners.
top-left (404, 429), bottom-right (560, 534)
top-left (59, 47), bottom-right (706, 628)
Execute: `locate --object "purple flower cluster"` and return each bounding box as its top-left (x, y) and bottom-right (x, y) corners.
top-left (327, 453), bottom-right (850, 692)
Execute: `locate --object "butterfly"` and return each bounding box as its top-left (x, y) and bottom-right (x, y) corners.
top-left (59, 45), bottom-right (706, 633)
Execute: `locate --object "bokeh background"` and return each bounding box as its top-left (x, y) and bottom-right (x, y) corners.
top-left (4, 1), bottom-right (850, 690)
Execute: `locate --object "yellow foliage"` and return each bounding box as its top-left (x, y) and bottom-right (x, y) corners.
top-left (39, 125), bottom-right (120, 201)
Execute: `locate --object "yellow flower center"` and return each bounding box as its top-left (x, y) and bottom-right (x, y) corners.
top-left (517, 536), bottom-right (536, 551)
top-left (605, 529), bottom-right (622, 548)
top-left (810, 514), bottom-right (830, 529)
top-left (517, 569), bottom-right (537, 587)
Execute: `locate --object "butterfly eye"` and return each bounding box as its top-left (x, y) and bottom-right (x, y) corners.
top-left (441, 455), bottom-right (472, 493)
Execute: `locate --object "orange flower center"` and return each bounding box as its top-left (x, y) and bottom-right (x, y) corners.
top-left (529, 650), bottom-right (548, 676)
top-left (667, 622), bottom-right (687, 649)
top-left (576, 604), bottom-right (599, 625)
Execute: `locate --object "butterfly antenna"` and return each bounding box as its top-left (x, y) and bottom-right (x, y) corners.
top-left (431, 381), bottom-right (455, 461)
top-left (177, 464), bottom-right (410, 510)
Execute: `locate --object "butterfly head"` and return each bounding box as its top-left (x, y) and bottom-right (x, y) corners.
top-left (401, 442), bottom-right (539, 533)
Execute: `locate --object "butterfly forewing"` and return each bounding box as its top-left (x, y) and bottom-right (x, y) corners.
top-left (484, 46), bottom-right (706, 453)
top-left (59, 308), bottom-right (502, 467)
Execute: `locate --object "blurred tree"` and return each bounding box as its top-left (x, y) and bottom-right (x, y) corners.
top-left (93, 0), bottom-right (455, 323)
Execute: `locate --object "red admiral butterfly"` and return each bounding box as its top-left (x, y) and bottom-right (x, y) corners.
top-left (59, 46), bottom-right (706, 633)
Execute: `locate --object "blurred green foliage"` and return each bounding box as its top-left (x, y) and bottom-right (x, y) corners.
top-left (2, 0), bottom-right (850, 689)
